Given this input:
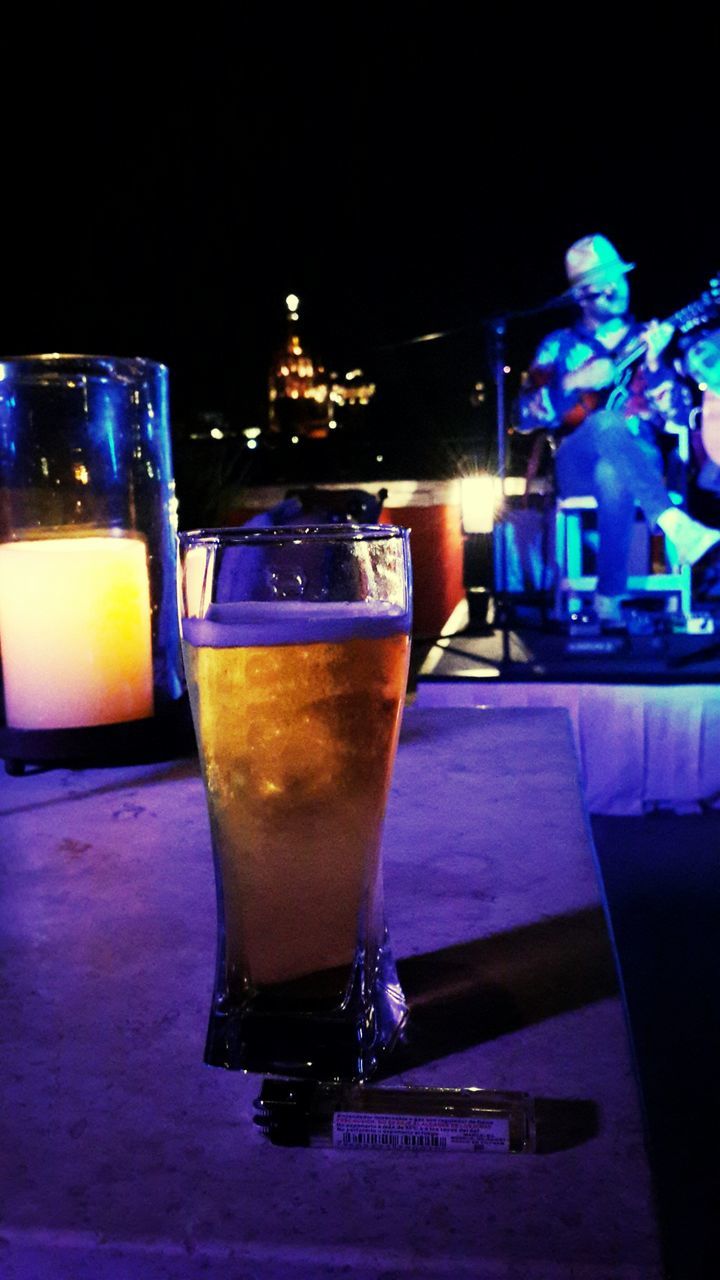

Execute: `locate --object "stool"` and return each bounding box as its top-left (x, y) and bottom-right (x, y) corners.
top-left (554, 495), bottom-right (693, 620)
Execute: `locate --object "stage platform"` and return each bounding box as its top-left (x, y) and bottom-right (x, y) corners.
top-left (415, 606), bottom-right (720, 816)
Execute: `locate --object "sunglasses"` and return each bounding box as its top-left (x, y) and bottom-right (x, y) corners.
top-left (577, 280), bottom-right (626, 302)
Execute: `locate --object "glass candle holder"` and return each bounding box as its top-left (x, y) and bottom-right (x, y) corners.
top-left (0, 354), bottom-right (190, 771)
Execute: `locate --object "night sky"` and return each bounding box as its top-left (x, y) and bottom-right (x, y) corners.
top-left (2, 17), bottom-right (717, 493)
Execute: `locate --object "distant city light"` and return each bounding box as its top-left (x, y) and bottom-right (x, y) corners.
top-left (210, 427), bottom-right (224, 440)
top-left (329, 419), bottom-right (337, 429)
top-left (246, 439), bottom-right (257, 450)
top-left (291, 435), bottom-right (299, 444)
top-left (286, 294), bottom-right (299, 311)
top-left (503, 365), bottom-right (511, 374)
top-left (376, 455), bottom-right (384, 462)
top-left (243, 427), bottom-right (261, 439)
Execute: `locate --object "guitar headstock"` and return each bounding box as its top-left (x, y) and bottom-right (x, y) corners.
top-left (674, 274), bottom-right (720, 335)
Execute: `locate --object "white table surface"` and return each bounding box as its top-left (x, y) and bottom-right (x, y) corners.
top-left (0, 706), bottom-right (663, 1279)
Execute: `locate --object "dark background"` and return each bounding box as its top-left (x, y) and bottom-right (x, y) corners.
top-left (1, 16), bottom-right (716, 512)
top-left (2, 25), bottom-right (718, 1275)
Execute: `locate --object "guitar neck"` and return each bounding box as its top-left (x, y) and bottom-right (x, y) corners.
top-left (613, 276), bottom-right (719, 377)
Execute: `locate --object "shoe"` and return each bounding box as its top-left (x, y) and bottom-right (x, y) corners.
top-left (594, 593), bottom-right (628, 628)
top-left (656, 507), bottom-right (720, 567)
top-left (693, 543), bottom-right (720, 600)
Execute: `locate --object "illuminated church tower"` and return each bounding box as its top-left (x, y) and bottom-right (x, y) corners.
top-left (268, 295), bottom-right (331, 439)
top-left (267, 294), bottom-right (376, 441)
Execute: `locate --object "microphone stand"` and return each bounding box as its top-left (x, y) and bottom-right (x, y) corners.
top-left (489, 315), bottom-right (512, 667)
top-left (481, 293), bottom-right (571, 665)
top-left (486, 293), bottom-right (573, 668)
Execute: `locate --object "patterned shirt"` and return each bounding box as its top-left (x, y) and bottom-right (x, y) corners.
top-left (517, 319), bottom-right (693, 440)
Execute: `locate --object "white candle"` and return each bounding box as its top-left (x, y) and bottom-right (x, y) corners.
top-left (0, 535), bottom-right (154, 730)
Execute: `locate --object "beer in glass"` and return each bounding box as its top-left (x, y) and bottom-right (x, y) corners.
top-left (178, 525), bottom-right (412, 1081)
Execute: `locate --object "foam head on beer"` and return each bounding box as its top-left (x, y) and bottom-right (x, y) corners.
top-left (182, 598), bottom-right (411, 648)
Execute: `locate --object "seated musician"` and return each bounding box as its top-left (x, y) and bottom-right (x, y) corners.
top-left (516, 234), bottom-right (720, 627)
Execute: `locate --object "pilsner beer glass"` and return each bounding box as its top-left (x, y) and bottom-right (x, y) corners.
top-left (178, 524), bottom-right (412, 1082)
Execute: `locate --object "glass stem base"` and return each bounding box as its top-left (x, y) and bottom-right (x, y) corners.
top-left (205, 934), bottom-right (407, 1083)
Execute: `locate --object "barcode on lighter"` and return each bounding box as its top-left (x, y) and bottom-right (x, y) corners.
top-left (332, 1111), bottom-right (510, 1153)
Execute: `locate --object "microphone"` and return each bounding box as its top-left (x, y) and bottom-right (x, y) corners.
top-left (535, 292), bottom-right (575, 313)
top-left (488, 293), bottom-right (574, 325)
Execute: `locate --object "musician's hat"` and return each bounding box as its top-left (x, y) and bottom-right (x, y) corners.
top-left (565, 234), bottom-right (635, 291)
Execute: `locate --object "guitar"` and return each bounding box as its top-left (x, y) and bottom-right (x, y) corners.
top-left (685, 328), bottom-right (720, 465)
top-left (605, 273), bottom-right (720, 411)
top-left (700, 389), bottom-right (720, 466)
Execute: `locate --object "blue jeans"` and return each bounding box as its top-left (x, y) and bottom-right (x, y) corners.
top-left (555, 410), bottom-right (670, 597)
